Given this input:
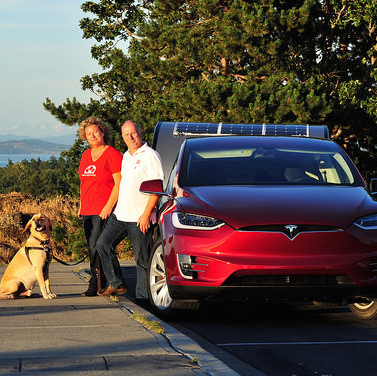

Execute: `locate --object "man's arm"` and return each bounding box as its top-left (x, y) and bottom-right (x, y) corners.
top-left (137, 194), bottom-right (160, 234)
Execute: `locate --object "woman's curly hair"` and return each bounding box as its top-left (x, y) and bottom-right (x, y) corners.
top-left (78, 116), bottom-right (111, 144)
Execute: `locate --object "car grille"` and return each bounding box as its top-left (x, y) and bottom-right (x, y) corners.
top-left (224, 274), bottom-right (354, 286)
top-left (239, 224), bottom-right (342, 232)
top-left (238, 224), bottom-right (342, 239)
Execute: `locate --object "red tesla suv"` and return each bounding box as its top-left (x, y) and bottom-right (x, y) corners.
top-left (141, 122), bottom-right (377, 319)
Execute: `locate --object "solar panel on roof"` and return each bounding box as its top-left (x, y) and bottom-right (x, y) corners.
top-left (220, 123), bottom-right (264, 135)
top-left (264, 124), bottom-right (309, 136)
top-left (170, 122), bottom-right (327, 138)
top-left (175, 122), bottom-right (218, 135)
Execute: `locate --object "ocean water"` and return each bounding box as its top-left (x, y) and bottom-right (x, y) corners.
top-left (0, 154), bottom-right (59, 168)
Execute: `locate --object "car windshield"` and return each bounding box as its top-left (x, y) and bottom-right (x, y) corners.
top-left (179, 138), bottom-right (362, 187)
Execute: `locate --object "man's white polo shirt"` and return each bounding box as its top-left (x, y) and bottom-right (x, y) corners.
top-left (113, 143), bottom-right (164, 222)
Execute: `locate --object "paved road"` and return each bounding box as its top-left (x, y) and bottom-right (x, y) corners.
top-left (166, 301), bottom-right (377, 376)
top-left (6, 255), bottom-right (374, 375)
top-left (121, 263), bottom-right (377, 376)
top-left (120, 264), bottom-right (265, 376)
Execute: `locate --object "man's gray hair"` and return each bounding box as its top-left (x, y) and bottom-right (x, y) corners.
top-left (122, 120), bottom-right (141, 135)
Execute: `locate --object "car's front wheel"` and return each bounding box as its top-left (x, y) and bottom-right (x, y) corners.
top-left (147, 238), bottom-right (200, 318)
top-left (148, 238), bottom-right (174, 316)
top-left (348, 300), bottom-right (377, 320)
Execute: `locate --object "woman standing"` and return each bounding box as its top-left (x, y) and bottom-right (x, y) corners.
top-left (78, 117), bottom-right (123, 296)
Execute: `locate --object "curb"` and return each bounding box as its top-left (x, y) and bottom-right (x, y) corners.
top-left (116, 296), bottom-right (242, 376)
top-left (73, 268), bottom-right (240, 375)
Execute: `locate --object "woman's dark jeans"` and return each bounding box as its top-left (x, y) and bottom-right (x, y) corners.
top-left (82, 215), bottom-right (107, 291)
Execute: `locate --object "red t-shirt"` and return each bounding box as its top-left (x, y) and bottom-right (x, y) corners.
top-left (79, 146), bottom-right (123, 215)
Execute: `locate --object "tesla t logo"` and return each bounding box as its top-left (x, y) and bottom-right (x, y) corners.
top-left (285, 225), bottom-right (298, 239)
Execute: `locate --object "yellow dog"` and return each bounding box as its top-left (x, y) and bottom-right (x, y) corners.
top-left (0, 213), bottom-right (57, 300)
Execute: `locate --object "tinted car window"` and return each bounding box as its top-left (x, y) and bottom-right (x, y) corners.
top-left (165, 161), bottom-right (177, 193)
top-left (179, 137), bottom-right (362, 187)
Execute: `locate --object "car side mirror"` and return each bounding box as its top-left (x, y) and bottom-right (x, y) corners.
top-left (139, 179), bottom-right (164, 195)
top-left (370, 178), bottom-right (377, 195)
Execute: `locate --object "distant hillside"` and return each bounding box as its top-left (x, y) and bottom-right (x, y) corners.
top-left (1, 133), bottom-right (77, 146)
top-left (0, 139), bottom-right (70, 155)
top-left (1, 134), bottom-right (33, 142)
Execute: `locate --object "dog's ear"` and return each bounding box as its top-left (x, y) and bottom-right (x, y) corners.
top-left (22, 218), bottom-right (33, 233)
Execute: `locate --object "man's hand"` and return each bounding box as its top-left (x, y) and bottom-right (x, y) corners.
top-left (137, 193), bottom-right (160, 233)
top-left (137, 212), bottom-right (151, 234)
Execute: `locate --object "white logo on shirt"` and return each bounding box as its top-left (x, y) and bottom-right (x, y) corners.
top-left (83, 165), bottom-right (96, 175)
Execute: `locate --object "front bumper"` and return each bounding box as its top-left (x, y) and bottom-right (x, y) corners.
top-left (162, 222), bottom-right (377, 302)
top-left (169, 279), bottom-right (377, 302)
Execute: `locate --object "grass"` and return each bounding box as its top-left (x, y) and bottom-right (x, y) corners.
top-left (130, 312), bottom-right (165, 334)
top-left (0, 192), bottom-right (135, 265)
top-left (191, 355), bottom-right (200, 364)
top-left (0, 193), bottom-right (79, 265)
top-left (0, 192), bottom-right (78, 220)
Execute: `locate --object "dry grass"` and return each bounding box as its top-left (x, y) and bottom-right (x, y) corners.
top-left (0, 192), bottom-right (134, 266)
top-left (0, 192), bottom-right (78, 222)
top-left (0, 192), bottom-right (79, 265)
top-left (130, 312), bottom-right (165, 334)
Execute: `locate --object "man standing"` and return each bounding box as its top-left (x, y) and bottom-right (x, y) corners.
top-left (95, 120), bottom-right (164, 302)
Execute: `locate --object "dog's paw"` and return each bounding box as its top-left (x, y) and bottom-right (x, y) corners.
top-left (43, 293), bottom-right (57, 299)
top-left (0, 293), bottom-right (15, 300)
top-left (19, 290), bottom-right (33, 297)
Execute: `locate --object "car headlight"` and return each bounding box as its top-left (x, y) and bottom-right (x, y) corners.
top-left (354, 214), bottom-right (377, 230)
top-left (172, 212), bottom-right (225, 230)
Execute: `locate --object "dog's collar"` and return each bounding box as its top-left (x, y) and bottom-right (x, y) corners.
top-left (31, 235), bottom-right (50, 245)
top-left (25, 245), bottom-right (52, 254)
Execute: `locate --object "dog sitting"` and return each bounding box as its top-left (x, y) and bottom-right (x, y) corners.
top-left (0, 213), bottom-right (57, 300)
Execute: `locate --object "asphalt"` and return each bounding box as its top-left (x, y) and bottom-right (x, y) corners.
top-left (0, 261), bottom-right (244, 375)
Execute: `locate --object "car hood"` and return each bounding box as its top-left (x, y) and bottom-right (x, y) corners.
top-left (178, 185), bottom-right (377, 229)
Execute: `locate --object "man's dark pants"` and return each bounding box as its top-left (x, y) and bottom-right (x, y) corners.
top-left (96, 214), bottom-right (152, 299)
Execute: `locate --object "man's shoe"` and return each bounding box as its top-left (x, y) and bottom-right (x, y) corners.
top-left (99, 285), bottom-right (128, 296)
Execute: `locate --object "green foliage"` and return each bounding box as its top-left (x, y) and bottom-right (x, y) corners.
top-left (66, 213), bottom-right (88, 260)
top-left (0, 138), bottom-right (87, 197)
top-left (52, 214), bottom-right (88, 261)
top-left (43, 0), bottom-right (377, 179)
top-left (60, 138), bottom-right (87, 197)
top-left (51, 221), bottom-right (67, 244)
top-left (0, 157), bottom-right (71, 197)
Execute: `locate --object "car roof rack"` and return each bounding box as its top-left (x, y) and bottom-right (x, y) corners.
top-left (152, 122), bottom-right (329, 185)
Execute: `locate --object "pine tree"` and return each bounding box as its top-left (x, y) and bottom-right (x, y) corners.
top-left (44, 0), bottom-right (377, 178)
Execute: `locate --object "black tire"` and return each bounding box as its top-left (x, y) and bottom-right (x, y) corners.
top-left (348, 300), bottom-right (377, 320)
top-left (147, 238), bottom-right (200, 319)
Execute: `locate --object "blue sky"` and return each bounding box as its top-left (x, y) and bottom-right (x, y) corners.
top-left (0, 0), bottom-right (99, 139)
